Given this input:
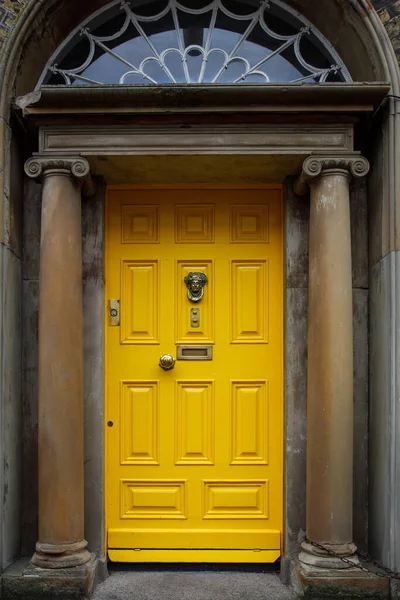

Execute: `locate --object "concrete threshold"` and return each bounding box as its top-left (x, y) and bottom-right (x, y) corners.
top-left (92, 570), bottom-right (297, 600)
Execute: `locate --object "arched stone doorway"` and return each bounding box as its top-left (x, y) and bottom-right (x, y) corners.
top-left (0, 1), bottom-right (399, 598)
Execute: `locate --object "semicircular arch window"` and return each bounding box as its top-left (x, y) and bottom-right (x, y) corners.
top-left (37, 0), bottom-right (352, 88)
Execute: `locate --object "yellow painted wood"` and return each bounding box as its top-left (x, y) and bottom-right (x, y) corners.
top-left (106, 186), bottom-right (283, 562)
top-left (108, 549), bottom-right (281, 563)
top-left (108, 528), bottom-right (281, 548)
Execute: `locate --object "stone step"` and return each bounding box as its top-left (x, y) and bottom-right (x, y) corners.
top-left (92, 570), bottom-right (297, 600)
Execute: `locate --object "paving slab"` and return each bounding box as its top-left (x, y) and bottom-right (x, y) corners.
top-left (92, 570), bottom-right (297, 600)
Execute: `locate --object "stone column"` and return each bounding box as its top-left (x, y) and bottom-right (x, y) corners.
top-left (294, 155), bottom-right (369, 568)
top-left (24, 156), bottom-right (93, 569)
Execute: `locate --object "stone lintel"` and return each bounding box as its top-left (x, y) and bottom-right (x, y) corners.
top-left (294, 154), bottom-right (370, 195)
top-left (15, 83), bottom-right (391, 116)
top-left (24, 154), bottom-right (95, 196)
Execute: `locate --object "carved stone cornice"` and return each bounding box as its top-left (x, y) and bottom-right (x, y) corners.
top-left (24, 154), bottom-right (94, 196)
top-left (294, 154), bottom-right (370, 196)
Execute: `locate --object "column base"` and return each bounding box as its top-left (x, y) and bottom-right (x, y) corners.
top-left (31, 539), bottom-right (92, 569)
top-left (1, 555), bottom-right (108, 600)
top-left (290, 557), bottom-right (390, 600)
top-left (299, 540), bottom-right (358, 569)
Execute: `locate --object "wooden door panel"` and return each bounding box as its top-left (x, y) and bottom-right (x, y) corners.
top-left (175, 380), bottom-right (215, 465)
top-left (106, 186), bottom-right (283, 563)
top-left (120, 260), bottom-right (159, 344)
top-left (120, 381), bottom-right (159, 466)
top-left (231, 260), bottom-right (269, 343)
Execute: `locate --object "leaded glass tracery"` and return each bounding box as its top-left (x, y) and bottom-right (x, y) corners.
top-left (36, 0), bottom-right (352, 88)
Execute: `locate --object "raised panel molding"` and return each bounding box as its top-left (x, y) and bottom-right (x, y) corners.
top-left (120, 381), bottom-right (159, 465)
top-left (231, 260), bottom-right (268, 343)
top-left (122, 205), bottom-right (159, 243)
top-left (203, 480), bottom-right (269, 519)
top-left (230, 204), bottom-right (269, 243)
top-left (121, 260), bottom-right (159, 344)
top-left (120, 480), bottom-right (187, 519)
top-left (175, 381), bottom-right (214, 465)
top-left (176, 260), bottom-right (214, 344)
top-left (231, 381), bottom-right (269, 465)
top-left (175, 204), bottom-right (214, 243)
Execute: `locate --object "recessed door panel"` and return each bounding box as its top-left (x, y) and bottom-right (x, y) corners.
top-left (203, 480), bottom-right (269, 519)
top-left (120, 480), bottom-right (187, 519)
top-left (121, 260), bottom-right (159, 344)
top-left (230, 205), bottom-right (269, 243)
top-left (231, 381), bottom-right (269, 465)
top-left (231, 260), bottom-right (268, 344)
top-left (120, 381), bottom-right (159, 465)
top-left (175, 381), bottom-right (214, 465)
top-left (122, 205), bottom-right (159, 244)
top-left (175, 204), bottom-right (215, 243)
top-left (106, 186), bottom-right (283, 563)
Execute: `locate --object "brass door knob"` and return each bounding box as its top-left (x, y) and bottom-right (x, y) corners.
top-left (159, 354), bottom-right (176, 371)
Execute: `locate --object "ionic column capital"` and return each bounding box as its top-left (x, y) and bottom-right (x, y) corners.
top-left (24, 154), bottom-right (94, 196)
top-left (294, 154), bottom-right (370, 195)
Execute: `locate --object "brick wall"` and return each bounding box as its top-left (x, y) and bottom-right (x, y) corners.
top-left (372, 0), bottom-right (400, 64)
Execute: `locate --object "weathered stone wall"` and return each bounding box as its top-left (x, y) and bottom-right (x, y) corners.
top-left (0, 121), bottom-right (23, 571)
top-left (21, 177), bottom-right (40, 557)
top-left (368, 101), bottom-right (400, 571)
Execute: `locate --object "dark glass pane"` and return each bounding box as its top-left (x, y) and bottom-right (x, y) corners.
top-left (298, 34), bottom-right (332, 71)
top-left (263, 14), bottom-right (297, 38)
top-left (47, 72), bottom-right (68, 85)
top-left (133, 0), bottom-right (169, 18)
top-left (325, 70), bottom-right (342, 82)
top-left (90, 9), bottom-right (127, 39)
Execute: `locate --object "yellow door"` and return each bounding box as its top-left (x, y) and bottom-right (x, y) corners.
top-left (106, 186), bottom-right (283, 563)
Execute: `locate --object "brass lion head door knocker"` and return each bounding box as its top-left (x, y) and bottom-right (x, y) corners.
top-left (184, 272), bottom-right (208, 303)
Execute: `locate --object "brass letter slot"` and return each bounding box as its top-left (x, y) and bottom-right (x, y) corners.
top-left (177, 345), bottom-right (213, 361)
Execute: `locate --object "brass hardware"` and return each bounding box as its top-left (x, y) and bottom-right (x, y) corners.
top-left (184, 272), bottom-right (208, 303)
top-left (177, 345), bottom-right (213, 361)
top-left (107, 421), bottom-right (114, 427)
top-left (190, 308), bottom-right (200, 328)
top-left (159, 354), bottom-right (176, 371)
top-left (108, 299), bottom-right (120, 326)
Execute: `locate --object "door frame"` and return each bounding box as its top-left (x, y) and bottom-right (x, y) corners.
top-left (31, 116), bottom-right (360, 564)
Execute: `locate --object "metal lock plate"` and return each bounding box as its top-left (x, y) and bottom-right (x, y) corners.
top-left (190, 308), bottom-right (200, 328)
top-left (108, 299), bottom-right (120, 326)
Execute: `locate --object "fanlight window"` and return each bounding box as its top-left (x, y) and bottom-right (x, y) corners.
top-left (37, 0), bottom-right (352, 88)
